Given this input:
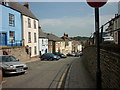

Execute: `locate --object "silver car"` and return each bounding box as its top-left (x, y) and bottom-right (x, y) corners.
top-left (0, 55), bottom-right (28, 74)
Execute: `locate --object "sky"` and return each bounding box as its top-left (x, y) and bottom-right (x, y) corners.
top-left (20, 1), bottom-right (119, 37)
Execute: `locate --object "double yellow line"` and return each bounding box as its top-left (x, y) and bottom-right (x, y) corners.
top-left (57, 68), bottom-right (68, 88)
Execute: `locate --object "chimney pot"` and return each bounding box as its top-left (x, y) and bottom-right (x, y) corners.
top-left (24, 2), bottom-right (29, 9)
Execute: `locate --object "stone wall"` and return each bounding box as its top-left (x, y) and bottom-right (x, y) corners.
top-left (82, 46), bottom-right (120, 88)
top-left (1, 47), bottom-right (30, 62)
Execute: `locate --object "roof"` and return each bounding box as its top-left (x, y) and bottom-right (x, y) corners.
top-left (39, 32), bottom-right (63, 41)
top-left (61, 36), bottom-right (73, 41)
top-left (47, 33), bottom-right (63, 41)
top-left (8, 1), bottom-right (37, 19)
top-left (39, 32), bottom-right (48, 38)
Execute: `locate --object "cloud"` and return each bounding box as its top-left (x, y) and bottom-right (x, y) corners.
top-left (40, 14), bottom-right (115, 37)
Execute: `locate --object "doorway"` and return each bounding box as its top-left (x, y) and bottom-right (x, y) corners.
top-left (0, 33), bottom-right (7, 45)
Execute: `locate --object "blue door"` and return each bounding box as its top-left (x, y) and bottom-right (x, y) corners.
top-left (0, 33), bottom-right (7, 45)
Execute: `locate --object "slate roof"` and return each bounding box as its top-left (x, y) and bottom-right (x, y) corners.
top-left (9, 2), bottom-right (37, 19)
top-left (47, 34), bottom-right (63, 41)
top-left (39, 32), bottom-right (48, 38)
top-left (39, 32), bottom-right (63, 41)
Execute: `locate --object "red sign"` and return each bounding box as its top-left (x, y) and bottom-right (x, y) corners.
top-left (86, 0), bottom-right (107, 8)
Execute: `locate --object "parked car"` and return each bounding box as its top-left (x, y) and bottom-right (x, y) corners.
top-left (66, 53), bottom-right (75, 57)
top-left (75, 53), bottom-right (80, 57)
top-left (54, 52), bottom-right (67, 58)
top-left (40, 53), bottom-right (60, 60)
top-left (75, 52), bottom-right (83, 57)
top-left (79, 52), bottom-right (83, 56)
top-left (0, 55), bottom-right (28, 75)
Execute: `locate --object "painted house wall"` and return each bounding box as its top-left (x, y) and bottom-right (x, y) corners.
top-left (64, 41), bottom-right (72, 54)
top-left (55, 41), bottom-right (64, 53)
top-left (38, 38), bottom-right (48, 55)
top-left (0, 4), bottom-right (22, 46)
top-left (77, 44), bottom-right (82, 52)
top-left (23, 15), bottom-right (39, 57)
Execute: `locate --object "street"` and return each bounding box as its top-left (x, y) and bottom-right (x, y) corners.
top-left (2, 57), bottom-right (78, 88)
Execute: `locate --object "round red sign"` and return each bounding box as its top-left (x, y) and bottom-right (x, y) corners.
top-left (86, 0), bottom-right (107, 8)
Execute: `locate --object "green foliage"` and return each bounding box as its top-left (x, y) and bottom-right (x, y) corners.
top-left (70, 36), bottom-right (89, 41)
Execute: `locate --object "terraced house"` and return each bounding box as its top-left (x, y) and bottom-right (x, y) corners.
top-left (0, 1), bottom-right (39, 57)
top-left (0, 1), bottom-right (22, 46)
top-left (9, 2), bottom-right (39, 57)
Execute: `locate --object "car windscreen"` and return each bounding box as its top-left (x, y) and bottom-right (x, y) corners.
top-left (0, 56), bottom-right (18, 62)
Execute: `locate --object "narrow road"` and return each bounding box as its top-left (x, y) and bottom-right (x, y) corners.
top-left (2, 57), bottom-right (78, 88)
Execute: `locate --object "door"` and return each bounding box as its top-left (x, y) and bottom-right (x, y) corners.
top-left (0, 33), bottom-right (7, 45)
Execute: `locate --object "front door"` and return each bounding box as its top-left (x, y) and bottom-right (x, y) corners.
top-left (0, 33), bottom-right (7, 45)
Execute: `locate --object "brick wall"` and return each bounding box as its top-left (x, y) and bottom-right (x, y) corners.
top-left (82, 46), bottom-right (120, 88)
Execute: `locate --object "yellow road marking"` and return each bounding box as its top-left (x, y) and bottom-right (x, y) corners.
top-left (57, 68), bottom-right (68, 88)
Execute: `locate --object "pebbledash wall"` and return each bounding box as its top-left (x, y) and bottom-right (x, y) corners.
top-left (82, 46), bottom-right (120, 88)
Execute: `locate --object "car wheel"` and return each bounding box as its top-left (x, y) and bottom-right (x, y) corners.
top-left (41, 58), bottom-right (44, 61)
top-left (49, 58), bottom-right (53, 61)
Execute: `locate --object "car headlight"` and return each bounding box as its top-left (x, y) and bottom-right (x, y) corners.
top-left (9, 65), bottom-right (14, 68)
top-left (54, 56), bottom-right (57, 58)
top-left (24, 64), bottom-right (27, 67)
top-left (4, 64), bottom-right (14, 69)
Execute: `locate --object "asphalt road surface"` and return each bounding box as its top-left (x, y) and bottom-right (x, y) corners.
top-left (2, 57), bottom-right (78, 88)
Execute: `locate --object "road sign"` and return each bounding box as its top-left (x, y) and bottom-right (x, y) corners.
top-left (86, 0), bottom-right (107, 8)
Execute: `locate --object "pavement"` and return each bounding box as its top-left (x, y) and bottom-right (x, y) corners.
top-left (25, 57), bottom-right (40, 63)
top-left (65, 57), bottom-right (96, 88)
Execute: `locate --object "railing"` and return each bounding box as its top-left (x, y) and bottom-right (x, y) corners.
top-left (7, 40), bottom-right (23, 46)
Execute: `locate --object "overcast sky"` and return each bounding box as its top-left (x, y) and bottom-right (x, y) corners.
top-left (20, 1), bottom-right (119, 37)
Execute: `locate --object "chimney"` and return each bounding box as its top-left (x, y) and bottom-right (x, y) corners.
top-left (24, 2), bottom-right (29, 9)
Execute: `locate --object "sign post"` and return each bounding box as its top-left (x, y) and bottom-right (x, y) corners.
top-left (86, 0), bottom-right (107, 89)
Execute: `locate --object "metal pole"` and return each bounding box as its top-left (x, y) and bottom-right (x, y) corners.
top-left (100, 25), bottom-right (104, 43)
top-left (95, 8), bottom-right (101, 89)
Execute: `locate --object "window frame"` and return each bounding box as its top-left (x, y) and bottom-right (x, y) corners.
top-left (9, 13), bottom-right (15, 26)
top-left (34, 33), bottom-right (37, 43)
top-left (28, 18), bottom-right (31, 28)
top-left (34, 20), bottom-right (36, 29)
top-left (28, 32), bottom-right (31, 43)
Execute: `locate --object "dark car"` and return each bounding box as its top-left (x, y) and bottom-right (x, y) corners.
top-left (40, 53), bottom-right (60, 60)
top-left (75, 53), bottom-right (80, 57)
top-left (54, 52), bottom-right (67, 58)
top-left (67, 53), bottom-right (75, 57)
top-left (75, 52), bottom-right (83, 57)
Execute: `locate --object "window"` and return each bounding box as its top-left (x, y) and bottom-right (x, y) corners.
top-left (28, 32), bottom-right (31, 43)
top-left (34, 20), bottom-right (36, 29)
top-left (28, 18), bottom-right (31, 28)
top-left (9, 13), bottom-right (15, 26)
top-left (34, 33), bottom-right (37, 43)
top-left (34, 46), bottom-right (37, 55)
top-left (9, 31), bottom-right (15, 41)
